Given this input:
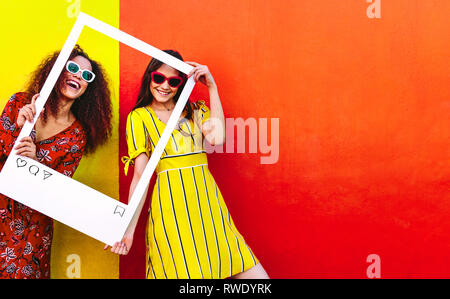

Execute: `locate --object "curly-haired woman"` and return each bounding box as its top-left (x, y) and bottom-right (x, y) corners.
top-left (0, 45), bottom-right (112, 279)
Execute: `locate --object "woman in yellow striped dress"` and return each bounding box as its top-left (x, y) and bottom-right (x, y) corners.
top-left (109, 50), bottom-right (269, 279)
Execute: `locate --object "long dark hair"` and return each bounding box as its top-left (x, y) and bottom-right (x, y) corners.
top-left (134, 50), bottom-right (193, 121)
top-left (25, 45), bottom-right (113, 155)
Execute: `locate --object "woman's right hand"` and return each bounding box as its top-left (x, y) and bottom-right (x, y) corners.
top-left (104, 233), bottom-right (134, 255)
top-left (17, 93), bottom-right (39, 128)
top-left (14, 136), bottom-right (37, 160)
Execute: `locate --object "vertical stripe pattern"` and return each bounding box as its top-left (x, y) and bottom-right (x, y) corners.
top-left (146, 165), bottom-right (258, 279)
top-left (125, 104), bottom-right (258, 279)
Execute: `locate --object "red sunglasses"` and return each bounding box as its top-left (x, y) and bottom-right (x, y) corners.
top-left (150, 72), bottom-right (183, 88)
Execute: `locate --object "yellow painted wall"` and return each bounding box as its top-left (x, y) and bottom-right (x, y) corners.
top-left (0, 0), bottom-right (120, 278)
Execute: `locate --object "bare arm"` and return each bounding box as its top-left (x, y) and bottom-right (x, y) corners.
top-left (105, 153), bottom-right (149, 255)
top-left (187, 62), bottom-right (225, 146)
top-left (125, 153), bottom-right (150, 235)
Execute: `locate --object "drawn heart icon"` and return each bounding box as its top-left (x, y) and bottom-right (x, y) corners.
top-left (16, 158), bottom-right (27, 168)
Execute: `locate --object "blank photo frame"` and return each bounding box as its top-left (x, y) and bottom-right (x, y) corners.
top-left (0, 12), bottom-right (196, 245)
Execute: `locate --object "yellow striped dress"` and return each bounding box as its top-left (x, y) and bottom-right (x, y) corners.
top-left (123, 100), bottom-right (259, 279)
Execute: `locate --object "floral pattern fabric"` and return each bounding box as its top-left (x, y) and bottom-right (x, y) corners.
top-left (0, 93), bottom-right (87, 279)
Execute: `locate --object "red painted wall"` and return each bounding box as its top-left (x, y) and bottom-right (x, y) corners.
top-left (119, 0), bottom-right (450, 278)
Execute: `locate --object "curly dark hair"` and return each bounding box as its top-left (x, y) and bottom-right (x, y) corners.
top-left (134, 49), bottom-right (193, 121)
top-left (25, 45), bottom-right (113, 155)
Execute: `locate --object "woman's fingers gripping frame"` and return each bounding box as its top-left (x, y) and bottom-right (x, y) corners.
top-left (186, 61), bottom-right (202, 78)
top-left (21, 93), bottom-right (39, 123)
top-left (14, 136), bottom-right (36, 158)
top-left (104, 242), bottom-right (129, 255)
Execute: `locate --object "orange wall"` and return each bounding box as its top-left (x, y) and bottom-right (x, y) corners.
top-left (119, 0), bottom-right (450, 278)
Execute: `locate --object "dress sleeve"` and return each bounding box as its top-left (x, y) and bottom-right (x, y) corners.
top-left (121, 110), bottom-right (151, 175)
top-left (54, 131), bottom-right (87, 178)
top-left (0, 93), bottom-right (26, 159)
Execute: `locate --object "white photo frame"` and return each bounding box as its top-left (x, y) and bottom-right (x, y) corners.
top-left (0, 12), bottom-right (196, 245)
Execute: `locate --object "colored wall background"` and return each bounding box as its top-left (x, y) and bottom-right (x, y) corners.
top-left (118, 0), bottom-right (450, 279)
top-left (0, 0), bottom-right (449, 278)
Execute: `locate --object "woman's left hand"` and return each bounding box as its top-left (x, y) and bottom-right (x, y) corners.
top-left (186, 62), bottom-right (217, 89)
top-left (104, 233), bottom-right (134, 255)
top-left (14, 136), bottom-right (37, 160)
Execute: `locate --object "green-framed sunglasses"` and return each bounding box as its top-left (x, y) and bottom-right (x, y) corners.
top-left (65, 60), bottom-right (96, 83)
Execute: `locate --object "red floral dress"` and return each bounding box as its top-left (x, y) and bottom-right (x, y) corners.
top-left (0, 92), bottom-right (87, 279)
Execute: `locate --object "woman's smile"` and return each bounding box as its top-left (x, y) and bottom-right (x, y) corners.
top-left (155, 88), bottom-right (172, 97)
top-left (65, 79), bottom-right (81, 90)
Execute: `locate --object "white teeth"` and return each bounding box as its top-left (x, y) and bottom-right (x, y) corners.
top-left (157, 89), bottom-right (170, 96)
top-left (66, 80), bottom-right (80, 89)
